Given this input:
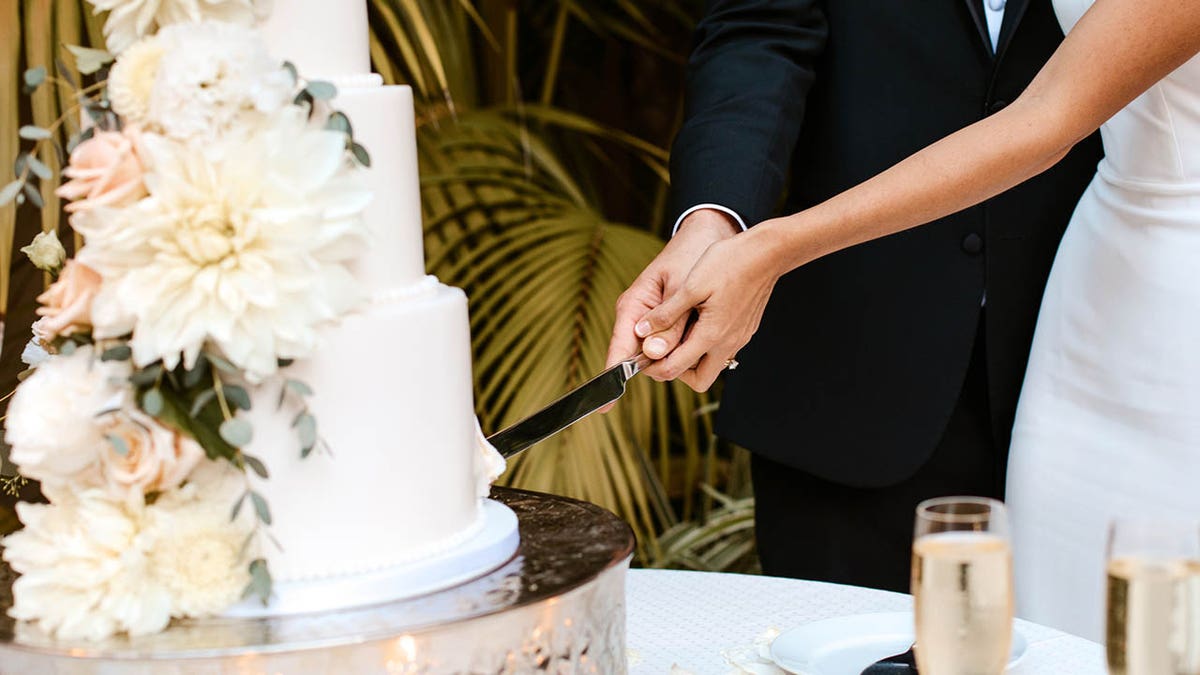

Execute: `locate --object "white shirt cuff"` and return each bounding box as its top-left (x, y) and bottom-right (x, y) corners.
top-left (672, 203), bottom-right (749, 236)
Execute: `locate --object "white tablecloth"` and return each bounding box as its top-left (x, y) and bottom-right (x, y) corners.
top-left (625, 569), bottom-right (1105, 674)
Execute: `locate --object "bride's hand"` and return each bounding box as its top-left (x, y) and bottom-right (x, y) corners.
top-left (635, 222), bottom-right (787, 392)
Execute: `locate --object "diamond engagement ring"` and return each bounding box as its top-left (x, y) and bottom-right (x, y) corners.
top-left (724, 358), bottom-right (739, 371)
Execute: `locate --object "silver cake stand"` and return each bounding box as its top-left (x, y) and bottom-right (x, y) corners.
top-left (0, 488), bottom-right (635, 674)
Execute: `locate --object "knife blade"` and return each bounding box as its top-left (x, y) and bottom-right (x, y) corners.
top-left (486, 353), bottom-right (653, 459)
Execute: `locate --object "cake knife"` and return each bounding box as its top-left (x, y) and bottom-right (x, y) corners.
top-left (487, 353), bottom-right (653, 459)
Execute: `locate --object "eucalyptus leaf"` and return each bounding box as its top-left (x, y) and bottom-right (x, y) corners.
top-left (23, 66), bottom-right (45, 89)
top-left (285, 379), bottom-right (313, 397)
top-left (55, 59), bottom-right (77, 89)
top-left (220, 418), bottom-right (253, 447)
top-left (295, 413), bottom-right (317, 453)
top-left (249, 491), bottom-right (272, 525)
top-left (242, 558), bottom-right (272, 605)
top-left (0, 181), bottom-right (21, 207)
top-left (190, 388), bottom-right (218, 417)
top-left (243, 454), bottom-right (269, 479)
top-left (142, 389), bottom-right (164, 416)
top-left (59, 341), bottom-right (77, 356)
top-left (325, 111), bottom-right (352, 135)
top-left (106, 434), bottom-right (130, 457)
top-left (231, 491), bottom-right (247, 521)
top-left (129, 363), bottom-right (164, 387)
top-left (18, 126), bottom-right (51, 141)
top-left (282, 61), bottom-right (298, 84)
top-left (305, 80), bottom-right (337, 100)
top-left (351, 142), bottom-right (371, 167)
top-left (101, 345), bottom-right (132, 361)
top-left (206, 353), bottom-right (238, 374)
top-left (21, 183), bottom-right (44, 209)
top-left (223, 385), bottom-right (252, 411)
top-left (25, 155), bottom-right (51, 180)
top-left (183, 358), bottom-right (209, 389)
top-left (66, 44), bottom-right (114, 75)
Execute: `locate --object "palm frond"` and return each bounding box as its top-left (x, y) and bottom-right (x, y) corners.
top-left (418, 110), bottom-right (711, 554)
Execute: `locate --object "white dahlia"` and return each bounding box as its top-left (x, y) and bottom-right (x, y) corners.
top-left (5, 347), bottom-right (132, 499)
top-left (143, 463), bottom-right (253, 617)
top-left (141, 21), bottom-right (293, 143)
top-left (2, 491), bottom-right (173, 640)
top-left (87, 0), bottom-right (270, 54)
top-left (76, 106), bottom-right (368, 381)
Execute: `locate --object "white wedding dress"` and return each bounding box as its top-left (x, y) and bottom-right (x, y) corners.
top-left (1006, 0), bottom-right (1200, 641)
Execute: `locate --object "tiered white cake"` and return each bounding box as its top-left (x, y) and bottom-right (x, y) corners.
top-left (234, 1), bottom-right (515, 615)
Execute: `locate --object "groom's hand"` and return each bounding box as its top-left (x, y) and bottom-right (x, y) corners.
top-left (603, 209), bottom-right (739, 410)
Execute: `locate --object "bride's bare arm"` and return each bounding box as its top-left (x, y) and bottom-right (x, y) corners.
top-left (760, 0), bottom-right (1200, 272)
top-left (634, 0), bottom-right (1200, 391)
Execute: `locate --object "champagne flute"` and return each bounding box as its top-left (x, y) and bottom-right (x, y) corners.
top-left (912, 496), bottom-right (1014, 675)
top-left (1106, 518), bottom-right (1200, 675)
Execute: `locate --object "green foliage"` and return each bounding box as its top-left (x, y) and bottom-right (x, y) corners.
top-left (371, 0), bottom-right (753, 565)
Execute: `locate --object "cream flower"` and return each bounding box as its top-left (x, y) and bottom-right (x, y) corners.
top-left (144, 463), bottom-right (253, 617)
top-left (32, 260), bottom-right (103, 342)
top-left (20, 230), bottom-right (66, 273)
top-left (98, 409), bottom-right (205, 508)
top-left (2, 491), bottom-right (174, 640)
top-left (5, 347), bottom-right (132, 498)
top-left (76, 106), bottom-right (369, 381)
top-left (141, 21), bottom-right (293, 143)
top-left (56, 128), bottom-right (148, 214)
top-left (2, 465), bottom-right (253, 640)
top-left (87, 0), bottom-right (270, 54)
top-left (107, 36), bottom-right (166, 123)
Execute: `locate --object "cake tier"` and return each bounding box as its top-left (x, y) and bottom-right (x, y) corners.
top-left (336, 84), bottom-right (428, 291)
top-left (259, 0), bottom-right (370, 79)
top-left (246, 282), bottom-right (482, 583)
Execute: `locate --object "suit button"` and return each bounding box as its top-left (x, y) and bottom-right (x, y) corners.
top-left (988, 99), bottom-right (1008, 115)
top-left (962, 233), bottom-right (984, 254)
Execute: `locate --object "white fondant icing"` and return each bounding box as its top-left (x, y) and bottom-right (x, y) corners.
top-left (336, 85), bottom-right (428, 290)
top-left (246, 285), bottom-right (484, 583)
top-left (259, 1), bottom-right (371, 79)
top-left (242, 0), bottom-right (511, 614)
top-left (224, 500), bottom-right (520, 617)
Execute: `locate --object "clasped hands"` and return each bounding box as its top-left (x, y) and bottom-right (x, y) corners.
top-left (604, 208), bottom-right (787, 397)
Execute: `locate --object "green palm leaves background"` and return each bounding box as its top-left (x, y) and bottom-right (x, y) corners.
top-left (0, 0), bottom-right (756, 571)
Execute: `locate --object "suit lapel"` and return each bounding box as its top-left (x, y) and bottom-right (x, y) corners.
top-left (994, 0), bottom-right (1034, 63)
top-left (963, 0), bottom-right (995, 57)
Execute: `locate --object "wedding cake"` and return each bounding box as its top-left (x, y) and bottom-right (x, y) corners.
top-left (239, 1), bottom-right (517, 615)
top-left (0, 0), bottom-right (514, 640)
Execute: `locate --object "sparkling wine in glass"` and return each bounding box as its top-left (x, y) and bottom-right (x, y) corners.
top-left (1106, 519), bottom-right (1200, 675)
top-left (912, 496), bottom-right (1014, 675)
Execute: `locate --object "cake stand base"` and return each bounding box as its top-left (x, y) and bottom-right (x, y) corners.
top-left (0, 488), bottom-right (635, 674)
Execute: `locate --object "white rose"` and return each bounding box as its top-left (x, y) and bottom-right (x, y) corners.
top-left (2, 490), bottom-right (173, 640)
top-left (98, 409), bottom-right (205, 508)
top-left (5, 347), bottom-right (132, 497)
top-left (19, 230), bottom-right (66, 273)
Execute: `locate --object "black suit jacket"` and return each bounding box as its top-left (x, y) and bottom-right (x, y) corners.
top-left (671, 0), bottom-right (1103, 487)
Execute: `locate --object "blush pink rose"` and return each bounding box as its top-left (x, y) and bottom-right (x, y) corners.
top-left (31, 260), bottom-right (102, 342)
top-left (56, 129), bottom-right (148, 213)
top-left (98, 410), bottom-right (205, 507)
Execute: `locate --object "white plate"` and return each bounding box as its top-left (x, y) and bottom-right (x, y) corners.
top-left (769, 611), bottom-right (1028, 675)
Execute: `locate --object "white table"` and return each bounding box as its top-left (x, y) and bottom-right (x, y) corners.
top-left (625, 569), bottom-right (1105, 674)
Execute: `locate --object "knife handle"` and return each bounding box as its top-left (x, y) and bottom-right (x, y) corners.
top-left (620, 353), bottom-right (653, 380)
